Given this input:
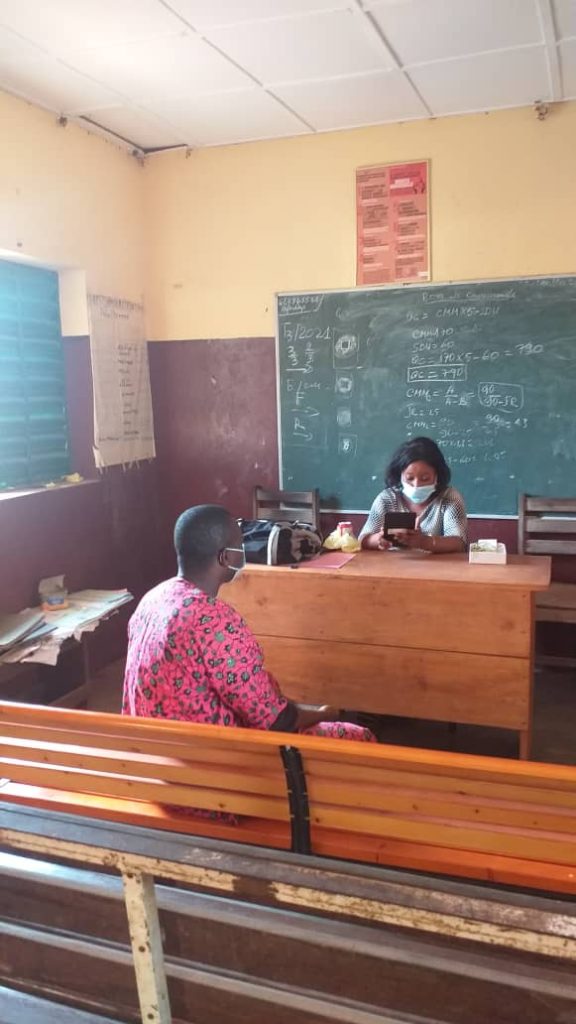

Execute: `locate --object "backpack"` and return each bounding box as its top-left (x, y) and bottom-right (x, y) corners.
top-left (240, 519), bottom-right (323, 565)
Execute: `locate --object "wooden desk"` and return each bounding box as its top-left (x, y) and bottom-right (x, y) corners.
top-left (222, 551), bottom-right (551, 759)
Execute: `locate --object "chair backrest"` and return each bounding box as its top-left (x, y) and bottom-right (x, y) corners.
top-left (518, 495), bottom-right (576, 556)
top-left (253, 486), bottom-right (320, 529)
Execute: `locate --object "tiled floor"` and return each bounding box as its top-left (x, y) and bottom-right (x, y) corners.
top-left (90, 659), bottom-right (576, 765)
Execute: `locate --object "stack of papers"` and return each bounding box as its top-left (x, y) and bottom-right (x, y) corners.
top-left (0, 589), bottom-right (133, 667)
top-left (0, 610), bottom-right (55, 661)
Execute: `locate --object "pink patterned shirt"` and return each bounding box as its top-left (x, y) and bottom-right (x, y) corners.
top-left (122, 577), bottom-right (288, 730)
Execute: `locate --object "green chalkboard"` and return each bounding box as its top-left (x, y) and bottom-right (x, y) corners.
top-left (277, 276), bottom-right (576, 517)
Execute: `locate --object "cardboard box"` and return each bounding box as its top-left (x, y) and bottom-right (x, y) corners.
top-left (469, 542), bottom-right (507, 564)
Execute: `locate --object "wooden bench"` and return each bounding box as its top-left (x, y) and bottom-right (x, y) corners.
top-left (3, 842), bottom-right (576, 1024)
top-left (518, 494), bottom-right (576, 668)
top-left (2, 700), bottom-right (576, 896)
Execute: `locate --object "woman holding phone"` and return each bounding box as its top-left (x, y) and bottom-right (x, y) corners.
top-left (359, 436), bottom-right (467, 553)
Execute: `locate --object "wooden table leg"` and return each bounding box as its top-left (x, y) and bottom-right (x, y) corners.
top-left (519, 728), bottom-right (531, 760)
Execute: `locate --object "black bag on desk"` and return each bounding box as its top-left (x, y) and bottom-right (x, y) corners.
top-left (240, 519), bottom-right (322, 565)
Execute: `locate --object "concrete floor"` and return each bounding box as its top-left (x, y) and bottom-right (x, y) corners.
top-left (91, 660), bottom-right (576, 764)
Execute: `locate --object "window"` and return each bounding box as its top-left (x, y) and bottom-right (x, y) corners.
top-left (0, 259), bottom-right (70, 489)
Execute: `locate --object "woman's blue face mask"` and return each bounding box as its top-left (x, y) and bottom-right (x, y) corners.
top-left (402, 482), bottom-right (436, 503)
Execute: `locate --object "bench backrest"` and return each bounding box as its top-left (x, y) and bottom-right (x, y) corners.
top-left (0, 702), bottom-right (291, 822)
top-left (518, 494), bottom-right (576, 557)
top-left (3, 701), bottom-right (576, 891)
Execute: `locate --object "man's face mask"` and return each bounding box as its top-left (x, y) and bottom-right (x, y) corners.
top-left (220, 546), bottom-right (246, 579)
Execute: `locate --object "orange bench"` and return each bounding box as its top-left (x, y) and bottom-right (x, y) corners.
top-left (2, 700), bottom-right (576, 895)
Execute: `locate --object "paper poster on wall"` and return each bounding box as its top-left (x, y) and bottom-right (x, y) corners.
top-left (356, 160), bottom-right (430, 286)
top-left (88, 294), bottom-right (156, 468)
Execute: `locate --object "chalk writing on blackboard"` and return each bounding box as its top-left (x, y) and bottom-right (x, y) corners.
top-left (277, 276), bottom-right (576, 515)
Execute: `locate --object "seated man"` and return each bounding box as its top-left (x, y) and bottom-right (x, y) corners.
top-left (123, 504), bottom-right (374, 742)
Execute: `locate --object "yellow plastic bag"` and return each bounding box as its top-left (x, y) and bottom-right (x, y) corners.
top-left (323, 528), bottom-right (361, 552)
top-left (341, 531), bottom-right (361, 552)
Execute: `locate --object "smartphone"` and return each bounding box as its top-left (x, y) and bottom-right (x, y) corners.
top-left (383, 511), bottom-right (417, 539)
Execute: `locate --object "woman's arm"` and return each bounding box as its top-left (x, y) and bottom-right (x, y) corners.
top-left (392, 488), bottom-right (467, 553)
top-left (359, 492), bottom-right (394, 549)
top-left (422, 532), bottom-right (466, 554)
top-left (361, 529), bottom-right (392, 551)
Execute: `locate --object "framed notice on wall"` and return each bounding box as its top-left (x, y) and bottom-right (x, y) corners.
top-left (356, 160), bottom-right (430, 286)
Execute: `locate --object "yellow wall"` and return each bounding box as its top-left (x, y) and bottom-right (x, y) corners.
top-left (4, 89), bottom-right (575, 340)
top-left (0, 91), bottom-right (146, 305)
top-left (144, 101), bottom-right (576, 341)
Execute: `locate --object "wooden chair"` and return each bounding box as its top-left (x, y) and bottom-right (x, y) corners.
top-left (253, 486), bottom-right (320, 529)
top-left (518, 494), bottom-right (576, 668)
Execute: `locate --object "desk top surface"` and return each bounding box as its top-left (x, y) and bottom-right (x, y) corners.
top-left (242, 551), bottom-right (551, 589)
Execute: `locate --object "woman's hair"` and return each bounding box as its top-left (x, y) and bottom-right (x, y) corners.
top-left (384, 436), bottom-right (451, 492)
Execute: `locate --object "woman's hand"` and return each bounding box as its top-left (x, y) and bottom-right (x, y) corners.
top-left (362, 529), bottom-right (393, 551)
top-left (391, 528), bottom-right (432, 550)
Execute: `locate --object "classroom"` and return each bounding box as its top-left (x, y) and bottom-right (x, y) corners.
top-left (2, 2), bottom-right (576, 1022)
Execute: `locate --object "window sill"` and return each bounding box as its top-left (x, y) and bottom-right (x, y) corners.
top-left (0, 478), bottom-right (100, 503)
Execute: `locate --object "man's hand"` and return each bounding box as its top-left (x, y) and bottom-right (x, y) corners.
top-left (295, 704), bottom-right (340, 729)
top-left (317, 704), bottom-right (339, 721)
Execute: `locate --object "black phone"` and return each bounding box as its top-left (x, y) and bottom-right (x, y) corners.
top-left (383, 511), bottom-right (417, 539)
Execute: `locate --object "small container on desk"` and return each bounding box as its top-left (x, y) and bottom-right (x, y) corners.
top-left (469, 541), bottom-right (508, 565)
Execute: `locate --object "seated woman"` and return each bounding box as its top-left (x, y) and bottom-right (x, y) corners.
top-left (123, 503), bottom-right (375, 743)
top-left (359, 436), bottom-right (467, 554)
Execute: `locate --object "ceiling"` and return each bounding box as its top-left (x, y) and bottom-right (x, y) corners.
top-left (0, 0), bottom-right (574, 152)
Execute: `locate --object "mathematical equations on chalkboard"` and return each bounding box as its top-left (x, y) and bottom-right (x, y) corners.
top-left (277, 277), bottom-right (576, 517)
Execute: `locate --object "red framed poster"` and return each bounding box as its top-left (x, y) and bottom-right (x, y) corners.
top-left (356, 160), bottom-right (430, 286)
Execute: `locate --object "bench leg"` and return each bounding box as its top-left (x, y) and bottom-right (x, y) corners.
top-left (122, 870), bottom-right (171, 1024)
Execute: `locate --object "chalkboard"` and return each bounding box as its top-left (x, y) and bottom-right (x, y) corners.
top-left (277, 276), bottom-right (576, 517)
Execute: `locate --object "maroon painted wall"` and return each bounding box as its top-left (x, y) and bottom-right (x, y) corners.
top-left (148, 337), bottom-right (279, 531)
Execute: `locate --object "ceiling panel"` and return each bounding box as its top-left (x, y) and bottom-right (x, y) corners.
top-left (0, 0), bottom-right (572, 150)
top-left (164, 0), bottom-right (349, 29)
top-left (0, 24), bottom-right (43, 58)
top-left (276, 70), bottom-right (428, 130)
top-left (84, 106), bottom-right (187, 148)
top-left (164, 88), bottom-right (311, 146)
top-left (205, 9), bottom-right (391, 84)
top-left (64, 32), bottom-right (251, 103)
top-left (559, 38), bottom-right (576, 96)
top-left (410, 46), bottom-right (552, 115)
top-left (0, 0), bottom-right (180, 51)
top-left (367, 0), bottom-right (543, 66)
top-left (0, 53), bottom-right (122, 113)
top-left (553, 0), bottom-right (576, 40)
